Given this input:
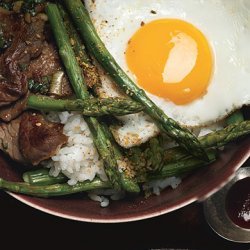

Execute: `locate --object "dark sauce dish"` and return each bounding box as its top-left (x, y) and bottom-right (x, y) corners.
top-left (226, 177), bottom-right (250, 230)
top-left (204, 167), bottom-right (250, 243)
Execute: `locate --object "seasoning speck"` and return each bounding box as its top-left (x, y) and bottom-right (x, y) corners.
top-left (150, 10), bottom-right (157, 14)
top-left (70, 38), bottom-right (75, 46)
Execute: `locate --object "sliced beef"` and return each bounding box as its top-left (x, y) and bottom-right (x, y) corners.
top-left (0, 11), bottom-right (73, 123)
top-left (0, 116), bottom-right (25, 164)
top-left (0, 13), bottom-right (45, 103)
top-left (0, 11), bottom-right (71, 166)
top-left (0, 14), bottom-right (28, 107)
top-left (19, 112), bottom-right (68, 165)
top-left (0, 92), bottom-right (28, 122)
top-left (0, 112), bottom-right (67, 166)
top-left (27, 42), bottom-right (60, 78)
top-left (27, 41), bottom-right (73, 97)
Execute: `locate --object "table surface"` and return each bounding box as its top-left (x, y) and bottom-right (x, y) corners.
top-left (1, 190), bottom-right (249, 250)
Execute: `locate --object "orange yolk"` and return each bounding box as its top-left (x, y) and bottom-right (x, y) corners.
top-left (126, 19), bottom-right (213, 105)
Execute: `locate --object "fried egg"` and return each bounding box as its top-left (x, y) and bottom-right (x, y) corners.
top-left (85, 0), bottom-right (250, 146)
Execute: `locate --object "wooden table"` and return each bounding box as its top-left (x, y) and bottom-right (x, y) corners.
top-left (0, 190), bottom-right (249, 250)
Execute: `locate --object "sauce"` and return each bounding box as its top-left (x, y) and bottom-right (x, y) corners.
top-left (225, 177), bottom-right (250, 229)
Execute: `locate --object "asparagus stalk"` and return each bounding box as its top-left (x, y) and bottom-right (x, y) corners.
top-left (23, 169), bottom-right (68, 185)
top-left (57, 3), bottom-right (140, 193)
top-left (57, 4), bottom-right (101, 91)
top-left (46, 3), bottom-right (139, 192)
top-left (62, 0), bottom-right (207, 160)
top-left (0, 177), bottom-right (111, 198)
top-left (199, 120), bottom-right (250, 148)
top-left (58, 3), bottom-right (91, 66)
top-left (164, 120), bottom-right (250, 163)
top-left (149, 150), bottom-right (217, 181)
top-left (27, 94), bottom-right (143, 116)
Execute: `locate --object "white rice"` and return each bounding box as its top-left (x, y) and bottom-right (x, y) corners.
top-left (88, 193), bottom-right (110, 207)
top-left (47, 112), bottom-right (107, 186)
top-left (143, 177), bottom-right (182, 196)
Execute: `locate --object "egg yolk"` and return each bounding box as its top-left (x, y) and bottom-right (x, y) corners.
top-left (126, 19), bottom-right (213, 105)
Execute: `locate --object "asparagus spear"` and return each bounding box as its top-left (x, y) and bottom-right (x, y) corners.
top-left (62, 0), bottom-right (207, 160)
top-left (46, 3), bottom-right (139, 192)
top-left (0, 177), bottom-right (111, 198)
top-left (23, 169), bottom-right (68, 186)
top-left (149, 149), bottom-right (217, 181)
top-left (57, 3), bottom-right (140, 193)
top-left (199, 120), bottom-right (250, 148)
top-left (58, 3), bottom-right (92, 66)
top-left (164, 120), bottom-right (250, 164)
top-left (27, 94), bottom-right (143, 116)
top-left (57, 4), bottom-right (101, 91)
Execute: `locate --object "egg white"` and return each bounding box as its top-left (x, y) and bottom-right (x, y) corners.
top-left (85, 0), bottom-right (250, 126)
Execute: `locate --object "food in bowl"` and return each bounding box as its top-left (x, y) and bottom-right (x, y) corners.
top-left (0, 0), bottom-right (249, 208)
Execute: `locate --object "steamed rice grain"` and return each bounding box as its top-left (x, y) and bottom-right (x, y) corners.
top-left (143, 177), bottom-right (182, 196)
top-left (48, 112), bottom-right (107, 186)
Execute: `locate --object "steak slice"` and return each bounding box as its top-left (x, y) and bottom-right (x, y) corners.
top-left (0, 116), bottom-right (25, 164)
top-left (0, 92), bottom-right (28, 122)
top-left (0, 12), bottom-right (45, 107)
top-left (27, 41), bottom-right (73, 97)
top-left (19, 112), bottom-right (68, 165)
top-left (0, 112), bottom-right (67, 166)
